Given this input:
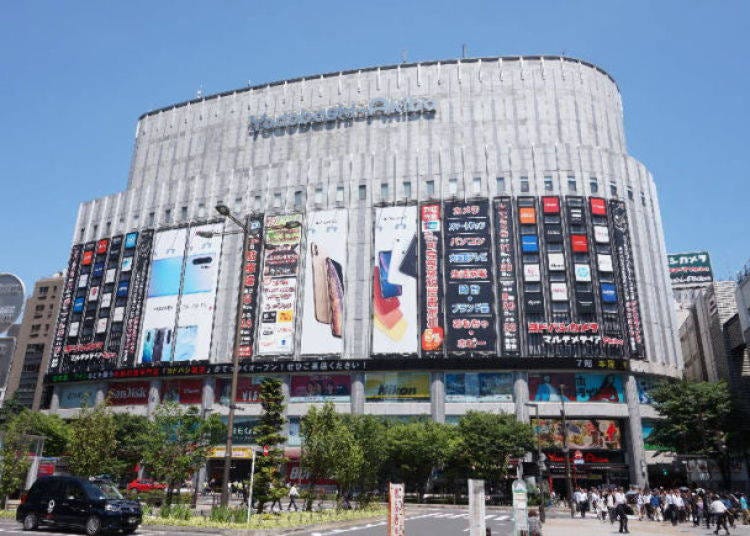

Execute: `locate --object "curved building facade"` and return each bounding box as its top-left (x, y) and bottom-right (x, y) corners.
top-left (47, 56), bottom-right (681, 489)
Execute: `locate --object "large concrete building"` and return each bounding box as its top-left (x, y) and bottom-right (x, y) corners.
top-left (46, 56), bottom-right (682, 491)
top-left (6, 275), bottom-right (63, 409)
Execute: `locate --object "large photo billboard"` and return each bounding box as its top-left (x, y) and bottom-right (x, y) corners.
top-left (365, 371), bottom-right (429, 401)
top-left (372, 206), bottom-right (418, 355)
top-left (444, 199), bottom-right (496, 354)
top-left (257, 214), bottom-right (303, 356)
top-left (300, 209), bottom-right (348, 355)
top-left (445, 372), bottom-right (513, 402)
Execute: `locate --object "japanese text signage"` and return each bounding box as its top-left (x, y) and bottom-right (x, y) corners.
top-left (493, 197), bottom-right (520, 356)
top-left (668, 251), bottom-right (713, 286)
top-left (236, 216), bottom-right (264, 358)
top-left (419, 203), bottom-right (445, 355)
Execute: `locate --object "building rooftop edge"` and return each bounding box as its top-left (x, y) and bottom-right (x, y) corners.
top-left (137, 55), bottom-right (619, 121)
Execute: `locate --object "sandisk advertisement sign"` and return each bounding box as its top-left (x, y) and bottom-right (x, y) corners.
top-left (106, 381), bottom-right (150, 405)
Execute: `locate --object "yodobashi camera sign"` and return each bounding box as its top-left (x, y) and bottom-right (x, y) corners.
top-left (0, 273), bottom-right (25, 333)
top-left (668, 251), bottom-right (713, 286)
top-left (248, 97), bottom-right (436, 135)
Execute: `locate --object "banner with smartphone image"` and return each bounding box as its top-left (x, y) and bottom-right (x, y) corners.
top-left (257, 213), bottom-right (303, 356)
top-left (300, 209), bottom-right (347, 355)
top-left (137, 227), bottom-right (188, 364)
top-left (372, 206), bottom-right (418, 355)
top-left (173, 222), bottom-right (224, 361)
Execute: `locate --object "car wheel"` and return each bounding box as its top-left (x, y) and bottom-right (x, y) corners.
top-left (85, 515), bottom-right (101, 536)
top-left (22, 513), bottom-right (39, 530)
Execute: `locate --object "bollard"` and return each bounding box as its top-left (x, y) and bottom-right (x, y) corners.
top-left (485, 528), bottom-right (491, 536)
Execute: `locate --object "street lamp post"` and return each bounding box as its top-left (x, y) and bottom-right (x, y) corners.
top-left (559, 384), bottom-right (575, 519)
top-left (525, 402), bottom-right (546, 523)
top-left (215, 203), bottom-right (252, 508)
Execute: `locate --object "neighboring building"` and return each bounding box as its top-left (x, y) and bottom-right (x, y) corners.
top-left (6, 275), bottom-right (63, 409)
top-left (45, 56), bottom-right (682, 491)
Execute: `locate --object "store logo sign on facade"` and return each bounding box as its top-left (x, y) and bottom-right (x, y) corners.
top-left (248, 97), bottom-right (436, 135)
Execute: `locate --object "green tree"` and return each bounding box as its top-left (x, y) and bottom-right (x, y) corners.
top-left (252, 378), bottom-right (287, 513)
top-left (342, 414), bottom-right (388, 505)
top-left (384, 420), bottom-right (456, 500)
top-left (0, 413), bottom-right (34, 508)
top-left (67, 403), bottom-right (120, 477)
top-left (14, 411), bottom-right (69, 457)
top-left (112, 413), bottom-right (151, 482)
top-left (141, 403), bottom-right (224, 505)
top-left (454, 411), bottom-right (534, 482)
top-left (649, 380), bottom-right (731, 454)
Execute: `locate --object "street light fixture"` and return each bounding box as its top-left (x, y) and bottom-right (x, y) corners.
top-left (558, 384), bottom-right (575, 519)
top-left (212, 203), bottom-right (253, 508)
top-left (525, 402), bottom-right (546, 523)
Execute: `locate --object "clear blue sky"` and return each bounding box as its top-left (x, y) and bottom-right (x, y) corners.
top-left (1, 0), bottom-right (748, 293)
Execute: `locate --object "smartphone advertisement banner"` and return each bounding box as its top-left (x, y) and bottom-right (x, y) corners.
top-left (493, 197), bottom-right (520, 356)
top-left (444, 199), bottom-right (496, 353)
top-left (173, 223), bottom-right (223, 361)
top-left (289, 374), bottom-right (351, 402)
top-left (364, 371), bottom-right (430, 401)
top-left (419, 203), bottom-right (445, 355)
top-left (236, 216), bottom-right (264, 359)
top-left (610, 200), bottom-right (645, 359)
top-left (372, 206), bottom-right (418, 355)
top-left (257, 214), bottom-right (303, 356)
top-left (445, 372), bottom-right (513, 402)
top-left (50, 244), bottom-right (82, 371)
top-left (300, 209), bottom-right (348, 355)
top-left (121, 230), bottom-right (153, 367)
top-left (138, 228), bottom-right (188, 364)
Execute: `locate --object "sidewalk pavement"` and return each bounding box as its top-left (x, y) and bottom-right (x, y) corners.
top-left (542, 516), bottom-right (750, 536)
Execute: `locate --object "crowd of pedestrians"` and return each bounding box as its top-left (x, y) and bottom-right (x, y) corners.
top-left (568, 486), bottom-right (749, 535)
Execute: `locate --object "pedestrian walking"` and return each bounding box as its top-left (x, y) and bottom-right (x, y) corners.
top-left (287, 484), bottom-right (299, 511)
top-left (711, 494), bottom-right (731, 535)
top-left (614, 487), bottom-right (629, 534)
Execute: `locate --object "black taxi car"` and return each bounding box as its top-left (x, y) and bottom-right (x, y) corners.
top-left (17, 476), bottom-right (142, 535)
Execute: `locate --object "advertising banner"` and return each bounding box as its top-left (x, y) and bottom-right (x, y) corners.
top-left (288, 417), bottom-right (301, 446)
top-left (106, 381), bottom-right (150, 405)
top-left (528, 373), bottom-right (575, 402)
top-left (300, 209), bottom-right (348, 355)
top-left (636, 376), bottom-right (661, 404)
top-left (236, 216), bottom-right (264, 359)
top-left (372, 206), bottom-right (418, 355)
top-left (161, 379), bottom-right (203, 405)
top-left (532, 418), bottom-right (622, 450)
top-left (121, 230), bottom-right (153, 367)
top-left (215, 376), bottom-right (274, 404)
top-left (50, 244), bottom-right (82, 371)
top-left (493, 197), bottom-right (520, 357)
top-left (138, 228), bottom-right (188, 364)
top-left (444, 372), bottom-right (513, 402)
top-left (527, 321), bottom-right (624, 357)
top-left (444, 200), bottom-right (496, 353)
top-left (258, 214), bottom-right (303, 356)
top-left (58, 384), bottom-right (99, 409)
top-left (289, 374), bottom-right (351, 402)
top-left (667, 251), bottom-right (713, 286)
top-left (419, 203), bottom-right (445, 355)
top-left (574, 373), bottom-right (624, 403)
top-left (173, 223), bottom-right (224, 361)
top-left (220, 416), bottom-right (261, 445)
top-left (364, 371), bottom-right (430, 401)
top-left (610, 200), bottom-right (645, 358)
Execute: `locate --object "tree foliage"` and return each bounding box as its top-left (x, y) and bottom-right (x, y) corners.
top-left (66, 403), bottom-right (120, 477)
top-left (649, 380), bottom-right (732, 454)
top-left (0, 413), bottom-right (34, 507)
top-left (112, 412), bottom-right (151, 481)
top-left (14, 410), bottom-right (69, 457)
top-left (140, 403), bottom-right (224, 505)
top-left (252, 378), bottom-right (287, 513)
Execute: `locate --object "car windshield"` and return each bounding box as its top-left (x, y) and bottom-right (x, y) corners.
top-left (83, 480), bottom-right (123, 500)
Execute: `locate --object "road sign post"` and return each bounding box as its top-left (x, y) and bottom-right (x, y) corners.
top-left (387, 483), bottom-right (405, 536)
top-left (468, 479), bottom-right (486, 536)
top-left (512, 478), bottom-right (528, 536)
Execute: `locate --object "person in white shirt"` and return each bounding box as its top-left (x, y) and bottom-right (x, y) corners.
top-left (607, 491), bottom-right (616, 524)
top-left (711, 495), bottom-right (730, 535)
top-left (614, 487), bottom-right (629, 534)
top-left (665, 490), bottom-right (677, 525)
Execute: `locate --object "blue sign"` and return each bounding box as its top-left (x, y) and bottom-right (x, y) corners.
top-left (600, 282), bottom-right (617, 303)
top-left (124, 232), bottom-right (138, 249)
top-left (574, 373), bottom-right (624, 403)
top-left (72, 297), bottom-right (85, 313)
top-left (92, 262), bottom-right (105, 278)
top-left (521, 235), bottom-right (539, 253)
top-left (116, 280), bottom-right (130, 297)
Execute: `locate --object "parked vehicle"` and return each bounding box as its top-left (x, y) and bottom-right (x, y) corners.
top-left (17, 476), bottom-right (142, 535)
top-left (126, 478), bottom-right (166, 492)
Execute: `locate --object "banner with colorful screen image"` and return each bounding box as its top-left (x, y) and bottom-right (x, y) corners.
top-left (289, 374), bottom-right (351, 402)
top-left (257, 214), bottom-right (303, 356)
top-left (532, 418), bottom-right (622, 450)
top-left (444, 199), bottom-right (496, 354)
top-left (137, 223), bottom-right (223, 364)
top-left (444, 372), bottom-right (513, 402)
top-left (364, 371), bottom-right (429, 401)
top-left (528, 372), bottom-right (624, 403)
top-left (372, 206), bottom-right (418, 355)
top-left (419, 203), bottom-right (445, 355)
top-left (300, 209), bottom-right (348, 355)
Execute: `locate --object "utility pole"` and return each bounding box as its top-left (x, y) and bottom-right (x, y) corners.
top-left (525, 402), bottom-right (546, 523)
top-left (559, 384), bottom-right (574, 518)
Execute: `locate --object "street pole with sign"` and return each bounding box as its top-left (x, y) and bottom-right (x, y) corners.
top-left (468, 479), bottom-right (486, 536)
top-left (512, 477), bottom-right (528, 536)
top-left (559, 384), bottom-right (575, 518)
top-left (246, 448), bottom-right (256, 524)
top-left (525, 402), bottom-right (546, 523)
